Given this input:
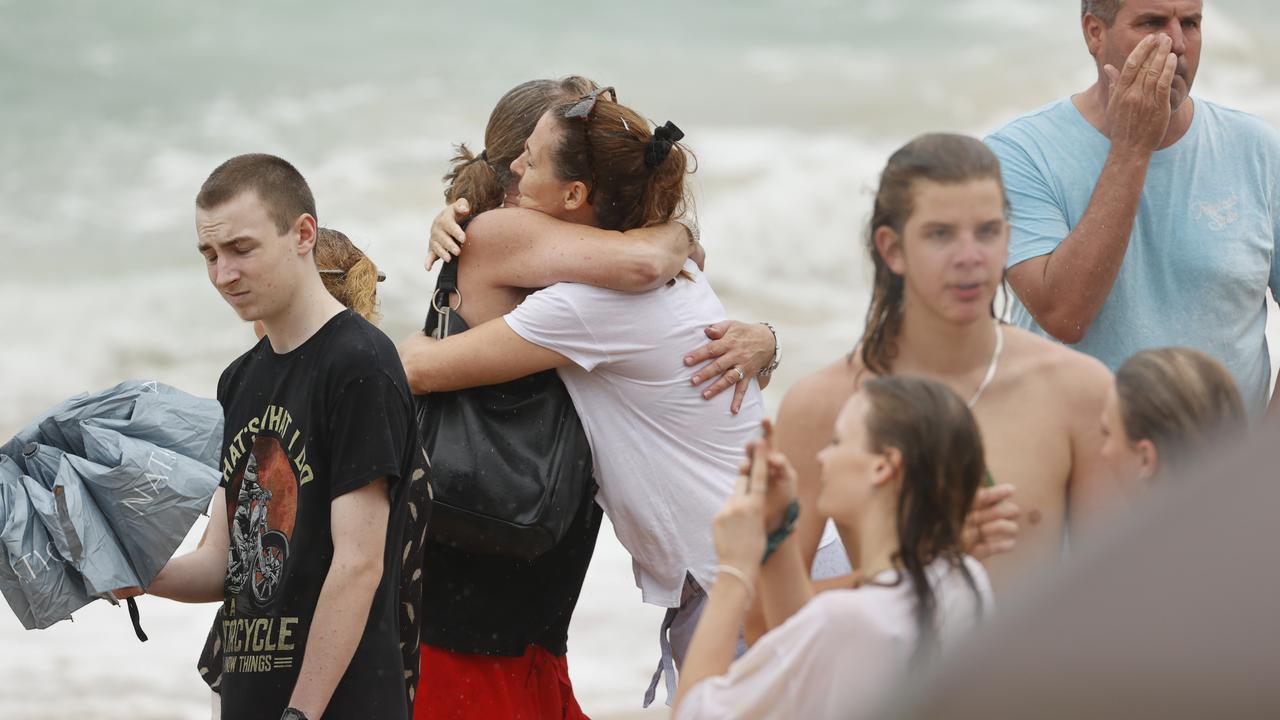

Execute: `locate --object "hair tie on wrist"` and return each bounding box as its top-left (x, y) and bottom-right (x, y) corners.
top-left (644, 121), bottom-right (685, 168)
top-left (761, 499), bottom-right (800, 564)
top-left (715, 564), bottom-right (756, 603)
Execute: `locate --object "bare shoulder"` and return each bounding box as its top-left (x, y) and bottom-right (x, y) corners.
top-left (777, 356), bottom-right (862, 432)
top-left (460, 208), bottom-right (540, 252)
top-left (1001, 326), bottom-right (1112, 408)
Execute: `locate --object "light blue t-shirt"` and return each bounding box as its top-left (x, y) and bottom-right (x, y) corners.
top-left (987, 98), bottom-right (1280, 413)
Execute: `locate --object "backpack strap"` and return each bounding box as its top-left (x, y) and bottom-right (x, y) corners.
top-left (426, 260), bottom-right (461, 339)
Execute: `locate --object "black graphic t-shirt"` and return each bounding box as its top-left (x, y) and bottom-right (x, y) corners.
top-left (214, 310), bottom-right (414, 720)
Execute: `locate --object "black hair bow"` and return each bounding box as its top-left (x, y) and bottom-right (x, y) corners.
top-left (644, 121), bottom-right (685, 168)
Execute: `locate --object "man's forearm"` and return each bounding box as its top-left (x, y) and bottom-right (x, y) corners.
top-left (146, 546), bottom-right (226, 603)
top-left (1013, 150), bottom-right (1152, 343)
top-left (285, 555), bottom-right (383, 718)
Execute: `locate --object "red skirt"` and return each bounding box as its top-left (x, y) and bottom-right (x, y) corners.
top-left (414, 643), bottom-right (590, 720)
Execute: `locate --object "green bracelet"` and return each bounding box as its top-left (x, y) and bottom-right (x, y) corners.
top-left (761, 500), bottom-right (800, 564)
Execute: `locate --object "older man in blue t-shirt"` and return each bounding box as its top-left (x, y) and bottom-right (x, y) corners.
top-left (986, 0), bottom-right (1280, 415)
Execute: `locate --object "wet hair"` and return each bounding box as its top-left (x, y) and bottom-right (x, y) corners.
top-left (857, 134), bottom-right (1009, 376)
top-left (546, 94), bottom-right (690, 231)
top-left (1082, 0), bottom-right (1124, 27)
top-left (195, 153), bottom-right (316, 234)
top-left (861, 375), bottom-right (986, 659)
top-left (443, 76), bottom-right (597, 215)
top-left (315, 227), bottom-right (381, 325)
top-left (1116, 347), bottom-right (1247, 468)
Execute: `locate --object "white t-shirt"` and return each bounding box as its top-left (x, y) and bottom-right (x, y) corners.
top-left (505, 260), bottom-right (765, 606)
top-left (677, 557), bottom-right (993, 720)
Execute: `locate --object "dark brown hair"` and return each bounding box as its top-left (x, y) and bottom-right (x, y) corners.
top-left (858, 134), bottom-right (1009, 375)
top-left (1116, 347), bottom-right (1247, 467)
top-left (546, 96), bottom-right (690, 231)
top-left (195, 153), bottom-right (316, 233)
top-left (315, 227), bottom-right (380, 325)
top-left (862, 375), bottom-right (986, 658)
top-left (443, 77), bottom-right (597, 215)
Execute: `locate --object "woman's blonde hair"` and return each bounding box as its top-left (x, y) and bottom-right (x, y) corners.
top-left (1116, 347), bottom-right (1246, 466)
top-left (316, 227), bottom-right (381, 325)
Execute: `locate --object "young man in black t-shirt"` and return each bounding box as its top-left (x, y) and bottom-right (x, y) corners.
top-left (147, 153), bottom-right (415, 720)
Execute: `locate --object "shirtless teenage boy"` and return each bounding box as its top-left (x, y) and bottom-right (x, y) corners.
top-left (780, 135), bottom-right (1114, 595)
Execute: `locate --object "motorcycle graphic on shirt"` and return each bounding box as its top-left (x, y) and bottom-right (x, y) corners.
top-left (226, 437), bottom-right (298, 612)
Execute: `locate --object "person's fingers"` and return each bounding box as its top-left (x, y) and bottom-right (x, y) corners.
top-left (704, 321), bottom-right (731, 340)
top-left (765, 451), bottom-right (794, 488)
top-left (1119, 33), bottom-right (1156, 88)
top-left (976, 538), bottom-right (1017, 558)
top-left (748, 442), bottom-right (768, 495)
top-left (1104, 63), bottom-right (1120, 87)
top-left (760, 417), bottom-right (775, 441)
top-left (689, 345), bottom-right (729, 380)
top-left (1156, 50), bottom-right (1177, 101)
top-left (444, 218), bottom-right (466, 246)
top-left (738, 458), bottom-right (752, 475)
top-left (733, 454), bottom-right (752, 496)
top-left (701, 371), bottom-right (739, 401)
top-left (765, 450), bottom-right (788, 472)
top-left (429, 242), bottom-right (448, 266)
top-left (452, 198), bottom-right (472, 218)
top-left (1141, 35), bottom-right (1171, 96)
top-left (973, 484), bottom-right (1016, 512)
top-left (970, 500), bottom-right (1020, 526)
top-left (439, 233), bottom-right (463, 256)
top-left (980, 519), bottom-right (1019, 540)
top-left (429, 235), bottom-right (460, 264)
top-left (978, 483), bottom-right (1016, 503)
top-left (731, 380), bottom-right (749, 415)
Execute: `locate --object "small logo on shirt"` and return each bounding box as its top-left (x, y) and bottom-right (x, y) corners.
top-left (1191, 196), bottom-right (1240, 231)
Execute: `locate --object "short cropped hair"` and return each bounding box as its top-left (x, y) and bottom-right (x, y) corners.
top-left (1082, 0), bottom-right (1124, 26)
top-left (195, 153), bottom-right (317, 233)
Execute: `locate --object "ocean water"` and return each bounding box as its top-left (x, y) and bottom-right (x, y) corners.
top-left (2, 1), bottom-right (1279, 717)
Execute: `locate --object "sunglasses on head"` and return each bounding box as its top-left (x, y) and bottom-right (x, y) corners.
top-left (563, 86), bottom-right (617, 204)
top-left (564, 86), bottom-right (616, 120)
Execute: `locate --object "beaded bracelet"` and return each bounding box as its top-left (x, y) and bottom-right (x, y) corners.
top-left (761, 499), bottom-right (800, 564)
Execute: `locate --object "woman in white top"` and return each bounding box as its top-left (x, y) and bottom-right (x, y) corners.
top-left (400, 88), bottom-right (770, 705)
top-left (675, 376), bottom-right (993, 719)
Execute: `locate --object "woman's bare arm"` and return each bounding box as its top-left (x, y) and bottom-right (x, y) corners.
top-left (398, 317), bottom-right (571, 394)
top-left (447, 207), bottom-right (693, 292)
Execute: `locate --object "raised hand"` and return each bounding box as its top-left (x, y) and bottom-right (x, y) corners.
top-left (755, 418), bottom-right (799, 531)
top-left (425, 199), bottom-right (472, 270)
top-left (1103, 33), bottom-right (1178, 156)
top-left (712, 441), bottom-right (770, 579)
top-left (962, 483), bottom-right (1020, 560)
